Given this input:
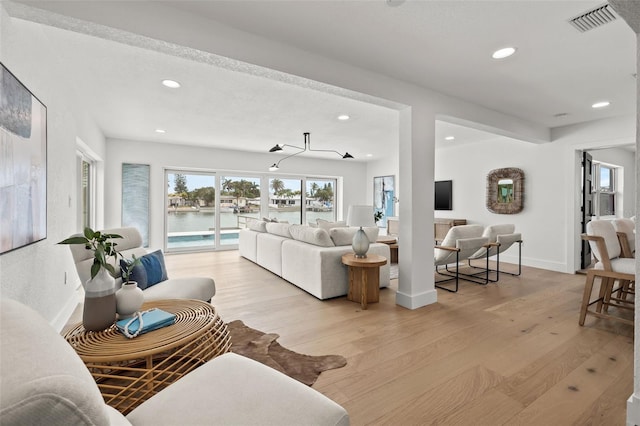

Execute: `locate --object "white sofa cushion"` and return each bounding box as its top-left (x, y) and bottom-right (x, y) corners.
top-left (265, 222), bottom-right (292, 238)
top-left (127, 353), bottom-right (349, 426)
top-left (329, 227), bottom-right (379, 246)
top-left (239, 228), bottom-right (259, 262)
top-left (289, 225), bottom-right (334, 247)
top-left (256, 233), bottom-right (288, 276)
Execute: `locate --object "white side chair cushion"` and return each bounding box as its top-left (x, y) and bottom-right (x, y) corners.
top-left (586, 220), bottom-right (621, 260)
top-left (482, 224), bottom-right (516, 243)
top-left (594, 257), bottom-right (635, 275)
top-left (126, 353), bottom-right (349, 426)
top-left (0, 299), bottom-right (113, 426)
top-left (141, 276), bottom-right (216, 301)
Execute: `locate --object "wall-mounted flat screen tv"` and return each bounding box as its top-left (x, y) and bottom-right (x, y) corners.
top-left (435, 180), bottom-right (453, 210)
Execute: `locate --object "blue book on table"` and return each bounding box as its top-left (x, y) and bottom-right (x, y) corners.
top-left (116, 308), bottom-right (176, 337)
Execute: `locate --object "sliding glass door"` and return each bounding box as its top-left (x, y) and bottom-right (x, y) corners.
top-left (166, 171), bottom-right (216, 252)
top-left (219, 175), bottom-right (261, 246)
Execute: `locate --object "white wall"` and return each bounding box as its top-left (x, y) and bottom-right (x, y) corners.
top-left (104, 138), bottom-right (368, 249)
top-left (0, 14), bottom-right (107, 328)
top-left (435, 138), bottom-right (568, 271)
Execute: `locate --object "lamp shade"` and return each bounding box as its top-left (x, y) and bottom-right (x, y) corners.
top-left (347, 205), bottom-right (375, 228)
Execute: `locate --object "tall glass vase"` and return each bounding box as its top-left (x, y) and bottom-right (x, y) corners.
top-left (82, 267), bottom-right (116, 331)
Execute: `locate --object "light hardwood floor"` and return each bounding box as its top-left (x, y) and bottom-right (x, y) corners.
top-left (166, 251), bottom-right (632, 425)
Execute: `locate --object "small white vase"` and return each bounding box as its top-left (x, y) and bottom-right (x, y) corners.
top-left (115, 281), bottom-right (145, 319)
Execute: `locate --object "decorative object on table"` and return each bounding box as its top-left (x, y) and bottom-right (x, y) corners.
top-left (226, 320), bottom-right (346, 386)
top-left (58, 227), bottom-right (123, 331)
top-left (116, 308), bottom-right (176, 339)
top-left (486, 167), bottom-right (524, 214)
top-left (116, 254), bottom-right (144, 318)
top-left (346, 205), bottom-right (376, 258)
top-left (267, 132), bottom-right (353, 171)
top-left (373, 175), bottom-right (395, 227)
top-left (0, 64), bottom-right (47, 255)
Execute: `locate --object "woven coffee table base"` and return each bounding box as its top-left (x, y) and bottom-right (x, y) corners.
top-left (64, 300), bottom-right (231, 414)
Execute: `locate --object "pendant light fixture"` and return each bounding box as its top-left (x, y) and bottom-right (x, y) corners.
top-left (268, 132), bottom-right (353, 171)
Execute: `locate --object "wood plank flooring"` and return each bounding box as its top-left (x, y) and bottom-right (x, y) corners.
top-left (164, 251), bottom-right (633, 425)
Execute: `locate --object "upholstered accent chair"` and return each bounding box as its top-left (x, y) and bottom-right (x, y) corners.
top-left (434, 224), bottom-right (490, 292)
top-left (0, 298), bottom-right (350, 426)
top-left (68, 227), bottom-right (216, 302)
top-left (579, 220), bottom-right (635, 326)
top-left (467, 224), bottom-right (523, 281)
top-left (612, 218), bottom-right (635, 258)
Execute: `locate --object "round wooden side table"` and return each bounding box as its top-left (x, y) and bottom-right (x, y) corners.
top-left (341, 253), bottom-right (387, 309)
top-left (64, 299), bottom-right (231, 414)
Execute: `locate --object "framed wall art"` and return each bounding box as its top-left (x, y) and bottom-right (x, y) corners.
top-left (373, 175), bottom-right (395, 228)
top-left (0, 63), bottom-right (47, 254)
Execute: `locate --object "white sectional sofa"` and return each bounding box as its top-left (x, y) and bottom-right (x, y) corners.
top-left (239, 221), bottom-right (390, 299)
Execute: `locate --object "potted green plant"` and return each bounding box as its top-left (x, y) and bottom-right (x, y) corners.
top-left (59, 227), bottom-right (123, 331)
top-left (374, 211), bottom-right (384, 224)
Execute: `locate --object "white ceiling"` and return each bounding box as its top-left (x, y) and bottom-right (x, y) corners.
top-left (8, 0), bottom-right (637, 159)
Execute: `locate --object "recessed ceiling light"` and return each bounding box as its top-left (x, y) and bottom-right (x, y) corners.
top-left (492, 47), bottom-right (516, 59)
top-left (366, 153), bottom-right (373, 157)
top-left (155, 129), bottom-right (166, 133)
top-left (445, 136), bottom-right (455, 141)
top-left (161, 79), bottom-right (181, 88)
top-left (337, 114), bottom-right (350, 121)
top-left (592, 101), bottom-right (610, 109)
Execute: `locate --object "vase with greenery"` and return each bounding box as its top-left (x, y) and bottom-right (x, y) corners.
top-left (59, 227), bottom-right (123, 331)
top-left (116, 255), bottom-right (145, 319)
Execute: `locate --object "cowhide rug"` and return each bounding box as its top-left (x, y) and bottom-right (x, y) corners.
top-left (226, 320), bottom-right (347, 386)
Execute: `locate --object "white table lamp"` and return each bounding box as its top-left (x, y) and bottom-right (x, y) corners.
top-left (347, 205), bottom-right (375, 258)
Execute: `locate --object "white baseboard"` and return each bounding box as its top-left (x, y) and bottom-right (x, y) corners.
top-left (396, 289), bottom-right (437, 310)
top-left (51, 289), bottom-right (82, 332)
top-left (628, 394), bottom-right (640, 426)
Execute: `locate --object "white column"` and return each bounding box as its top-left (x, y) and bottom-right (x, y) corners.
top-left (607, 2), bottom-right (640, 424)
top-left (396, 105), bottom-right (437, 309)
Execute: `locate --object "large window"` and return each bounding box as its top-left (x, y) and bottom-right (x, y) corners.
top-left (592, 162), bottom-right (617, 217)
top-left (268, 178), bottom-right (302, 224)
top-left (162, 170), bottom-right (338, 252)
top-left (305, 178), bottom-right (336, 224)
top-left (166, 171), bottom-right (216, 251)
top-left (220, 175), bottom-right (260, 245)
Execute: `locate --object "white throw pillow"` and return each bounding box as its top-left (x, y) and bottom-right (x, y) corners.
top-left (316, 219), bottom-right (347, 231)
top-left (289, 225), bottom-right (334, 247)
top-left (265, 222), bottom-right (292, 238)
top-left (248, 220), bottom-right (267, 233)
top-left (330, 227), bottom-right (379, 246)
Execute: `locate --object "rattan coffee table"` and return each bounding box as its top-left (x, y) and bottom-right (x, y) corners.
top-left (64, 299), bottom-right (231, 414)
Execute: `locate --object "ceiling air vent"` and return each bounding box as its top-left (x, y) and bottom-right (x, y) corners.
top-left (569, 3), bottom-right (617, 32)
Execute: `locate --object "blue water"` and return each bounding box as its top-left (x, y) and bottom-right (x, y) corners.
top-left (166, 210), bottom-right (334, 250)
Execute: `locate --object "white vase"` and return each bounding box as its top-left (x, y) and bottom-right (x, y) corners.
top-left (116, 282), bottom-right (145, 319)
top-left (83, 267), bottom-right (117, 331)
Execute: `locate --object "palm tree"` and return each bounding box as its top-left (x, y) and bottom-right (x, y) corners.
top-left (309, 182), bottom-right (319, 198)
top-left (271, 178), bottom-right (285, 196)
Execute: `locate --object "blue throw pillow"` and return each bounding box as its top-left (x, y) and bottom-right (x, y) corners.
top-left (120, 250), bottom-right (168, 290)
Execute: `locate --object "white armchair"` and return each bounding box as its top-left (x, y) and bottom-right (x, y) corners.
top-left (467, 224), bottom-right (523, 281)
top-left (68, 227), bottom-right (215, 302)
top-left (434, 225), bottom-right (490, 292)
